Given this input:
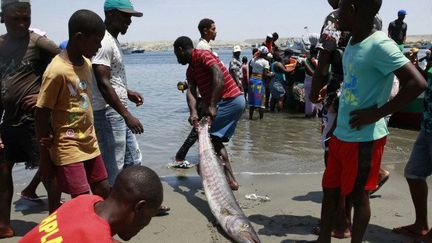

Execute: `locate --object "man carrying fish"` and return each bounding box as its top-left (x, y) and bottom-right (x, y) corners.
top-left (173, 36), bottom-right (245, 191)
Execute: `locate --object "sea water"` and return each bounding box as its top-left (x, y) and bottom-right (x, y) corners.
top-left (12, 49), bottom-right (419, 185)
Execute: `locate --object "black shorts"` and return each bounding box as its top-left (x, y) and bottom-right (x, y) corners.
top-left (1, 123), bottom-right (39, 169)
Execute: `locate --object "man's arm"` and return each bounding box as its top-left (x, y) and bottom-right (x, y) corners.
top-left (93, 64), bottom-right (143, 134)
top-left (229, 66), bottom-right (242, 88)
top-left (21, 37), bottom-right (61, 113)
top-left (310, 50), bottom-right (331, 103)
top-left (208, 64), bottom-right (225, 119)
top-left (35, 107), bottom-right (55, 181)
top-left (350, 63), bottom-right (427, 128)
top-left (186, 82), bottom-right (199, 125)
top-left (388, 23), bottom-right (393, 38)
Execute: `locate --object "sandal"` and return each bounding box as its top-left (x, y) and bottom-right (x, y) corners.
top-left (168, 160), bottom-right (194, 169)
top-left (156, 205), bottom-right (170, 216)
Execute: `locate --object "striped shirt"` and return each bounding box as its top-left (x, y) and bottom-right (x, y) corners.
top-left (187, 49), bottom-right (241, 105)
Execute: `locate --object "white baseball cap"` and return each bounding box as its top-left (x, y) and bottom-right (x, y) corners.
top-left (258, 46), bottom-right (269, 55)
top-left (233, 45), bottom-right (241, 53)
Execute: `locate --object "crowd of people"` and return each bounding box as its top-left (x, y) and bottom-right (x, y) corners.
top-left (0, 0), bottom-right (432, 242)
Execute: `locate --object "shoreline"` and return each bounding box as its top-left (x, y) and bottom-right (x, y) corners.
top-left (121, 34), bottom-right (432, 52)
top-left (3, 165), bottom-right (430, 242)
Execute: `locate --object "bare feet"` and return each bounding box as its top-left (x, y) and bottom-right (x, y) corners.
top-left (0, 226), bottom-right (14, 239)
top-left (393, 224), bottom-right (428, 239)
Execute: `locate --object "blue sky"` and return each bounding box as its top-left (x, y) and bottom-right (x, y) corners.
top-left (1, 0), bottom-right (431, 44)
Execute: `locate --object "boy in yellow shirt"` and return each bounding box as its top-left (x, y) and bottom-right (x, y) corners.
top-left (36, 9), bottom-right (110, 199)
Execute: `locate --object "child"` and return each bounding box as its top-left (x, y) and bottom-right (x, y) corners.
top-left (317, 0), bottom-right (426, 242)
top-left (35, 9), bottom-right (110, 199)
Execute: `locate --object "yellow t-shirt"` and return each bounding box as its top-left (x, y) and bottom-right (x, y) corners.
top-left (36, 55), bottom-right (100, 166)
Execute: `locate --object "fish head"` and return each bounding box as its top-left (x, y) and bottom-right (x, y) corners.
top-left (226, 216), bottom-right (261, 243)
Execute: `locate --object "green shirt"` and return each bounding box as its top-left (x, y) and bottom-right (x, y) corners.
top-left (334, 31), bottom-right (409, 142)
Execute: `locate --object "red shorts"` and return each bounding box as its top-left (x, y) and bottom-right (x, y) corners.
top-left (322, 136), bottom-right (386, 196)
top-left (56, 155), bottom-right (108, 195)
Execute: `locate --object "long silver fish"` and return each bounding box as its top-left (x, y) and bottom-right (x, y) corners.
top-left (197, 118), bottom-right (261, 243)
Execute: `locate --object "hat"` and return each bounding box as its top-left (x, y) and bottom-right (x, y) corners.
top-left (233, 45), bottom-right (241, 53)
top-left (266, 33), bottom-right (273, 39)
top-left (1, 0), bottom-right (30, 9)
top-left (104, 0), bottom-right (143, 17)
top-left (398, 9), bottom-right (407, 15)
top-left (258, 46), bottom-right (269, 55)
top-left (410, 47), bottom-right (419, 54)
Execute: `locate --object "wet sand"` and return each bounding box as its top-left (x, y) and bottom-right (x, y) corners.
top-left (2, 164), bottom-right (431, 243)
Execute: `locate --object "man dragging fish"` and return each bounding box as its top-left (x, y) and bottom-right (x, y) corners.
top-left (173, 36), bottom-right (245, 191)
top-left (173, 36), bottom-right (259, 243)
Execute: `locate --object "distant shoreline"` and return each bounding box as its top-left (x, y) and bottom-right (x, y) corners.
top-left (122, 34), bottom-right (432, 52)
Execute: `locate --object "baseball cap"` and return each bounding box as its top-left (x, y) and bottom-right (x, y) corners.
top-left (398, 9), bottom-right (407, 15)
top-left (258, 46), bottom-right (269, 55)
top-left (233, 45), bottom-right (241, 53)
top-left (104, 0), bottom-right (143, 17)
top-left (1, 0), bottom-right (30, 9)
top-left (266, 33), bottom-right (273, 39)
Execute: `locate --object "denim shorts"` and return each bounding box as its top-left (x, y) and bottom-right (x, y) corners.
top-left (93, 107), bottom-right (142, 185)
top-left (210, 95), bottom-right (245, 142)
top-left (405, 128), bottom-right (432, 180)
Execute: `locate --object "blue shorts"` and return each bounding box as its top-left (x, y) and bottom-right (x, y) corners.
top-left (210, 95), bottom-right (245, 142)
top-left (405, 128), bottom-right (432, 180)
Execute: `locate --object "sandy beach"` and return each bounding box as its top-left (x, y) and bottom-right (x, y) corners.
top-left (1, 163), bottom-right (430, 243)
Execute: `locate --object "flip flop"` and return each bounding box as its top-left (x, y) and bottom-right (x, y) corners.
top-left (311, 226), bottom-right (351, 239)
top-left (392, 226), bottom-right (427, 239)
top-left (370, 172), bottom-right (390, 195)
top-left (19, 193), bottom-right (43, 202)
top-left (156, 205), bottom-right (170, 216)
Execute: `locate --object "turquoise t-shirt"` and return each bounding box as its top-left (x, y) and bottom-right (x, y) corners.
top-left (334, 31), bottom-right (409, 142)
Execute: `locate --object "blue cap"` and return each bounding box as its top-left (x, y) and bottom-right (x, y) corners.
top-left (104, 0), bottom-right (142, 17)
top-left (398, 9), bottom-right (407, 15)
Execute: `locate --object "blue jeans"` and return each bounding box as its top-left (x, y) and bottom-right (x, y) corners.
top-left (94, 107), bottom-right (142, 185)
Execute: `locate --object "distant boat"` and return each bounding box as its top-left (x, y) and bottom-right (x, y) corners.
top-left (121, 46), bottom-right (133, 55)
top-left (131, 48), bottom-right (145, 54)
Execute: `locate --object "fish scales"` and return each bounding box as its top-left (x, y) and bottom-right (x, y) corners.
top-left (197, 119), bottom-right (261, 243)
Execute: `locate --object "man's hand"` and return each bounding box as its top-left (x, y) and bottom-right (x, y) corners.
top-left (207, 106), bottom-right (217, 120)
top-left (0, 136), bottom-right (4, 151)
top-left (349, 105), bottom-right (382, 129)
top-left (188, 114), bottom-right (199, 127)
top-left (128, 91), bottom-right (144, 107)
top-left (21, 94), bottom-right (38, 113)
top-left (124, 114), bottom-right (144, 134)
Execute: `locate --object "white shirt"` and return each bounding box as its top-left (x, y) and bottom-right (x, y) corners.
top-left (250, 58), bottom-right (270, 75)
top-left (196, 38), bottom-right (212, 51)
top-left (92, 31), bottom-right (128, 111)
